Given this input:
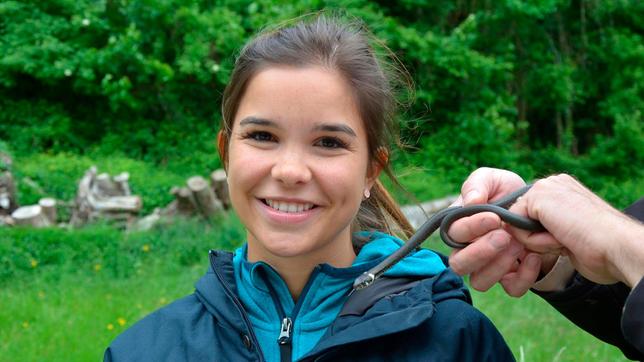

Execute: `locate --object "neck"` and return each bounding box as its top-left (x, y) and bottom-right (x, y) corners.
top-left (247, 236), bottom-right (356, 301)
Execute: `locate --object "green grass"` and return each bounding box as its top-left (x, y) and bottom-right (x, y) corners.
top-left (0, 263), bottom-right (203, 362)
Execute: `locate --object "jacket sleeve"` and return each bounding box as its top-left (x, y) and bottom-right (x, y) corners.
top-left (533, 197), bottom-right (644, 360)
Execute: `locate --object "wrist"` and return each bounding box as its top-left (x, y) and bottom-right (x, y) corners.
top-left (609, 216), bottom-right (644, 288)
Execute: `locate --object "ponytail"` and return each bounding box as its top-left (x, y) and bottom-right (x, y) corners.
top-left (352, 179), bottom-right (414, 249)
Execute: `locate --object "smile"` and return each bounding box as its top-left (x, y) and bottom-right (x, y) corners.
top-left (263, 199), bottom-right (317, 213)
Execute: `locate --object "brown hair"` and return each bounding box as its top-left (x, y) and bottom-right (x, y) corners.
top-left (219, 15), bottom-right (414, 241)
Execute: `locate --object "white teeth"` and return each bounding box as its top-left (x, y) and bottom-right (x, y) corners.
top-left (265, 199), bottom-right (314, 213)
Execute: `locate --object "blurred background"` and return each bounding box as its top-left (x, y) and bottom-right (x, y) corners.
top-left (0, 0), bottom-right (642, 361)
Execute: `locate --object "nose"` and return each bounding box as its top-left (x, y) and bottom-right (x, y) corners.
top-left (271, 149), bottom-right (312, 186)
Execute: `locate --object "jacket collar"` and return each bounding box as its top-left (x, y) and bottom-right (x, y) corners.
top-left (197, 250), bottom-right (470, 361)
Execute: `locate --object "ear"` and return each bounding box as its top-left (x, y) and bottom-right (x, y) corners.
top-left (217, 130), bottom-right (228, 170)
top-left (366, 147), bottom-right (388, 188)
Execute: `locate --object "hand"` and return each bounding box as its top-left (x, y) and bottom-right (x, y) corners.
top-left (448, 167), bottom-right (547, 297)
top-left (506, 174), bottom-right (644, 287)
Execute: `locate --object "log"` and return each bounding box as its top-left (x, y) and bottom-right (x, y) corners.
top-left (210, 169), bottom-right (230, 209)
top-left (39, 198), bottom-right (57, 223)
top-left (12, 205), bottom-right (52, 227)
top-left (94, 173), bottom-right (123, 197)
top-left (88, 194), bottom-right (142, 212)
top-left (0, 215), bottom-right (13, 226)
top-left (0, 171), bottom-right (18, 213)
top-left (170, 186), bottom-right (197, 215)
top-left (114, 172), bottom-right (131, 195)
top-left (187, 176), bottom-right (222, 218)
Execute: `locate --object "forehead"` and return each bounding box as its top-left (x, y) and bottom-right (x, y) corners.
top-left (234, 66), bottom-right (365, 135)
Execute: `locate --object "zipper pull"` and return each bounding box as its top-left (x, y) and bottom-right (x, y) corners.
top-left (278, 317), bottom-right (292, 345)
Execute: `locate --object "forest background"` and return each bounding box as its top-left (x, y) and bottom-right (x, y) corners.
top-left (0, 0), bottom-right (642, 361)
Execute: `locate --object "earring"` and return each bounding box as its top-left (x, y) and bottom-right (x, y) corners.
top-left (363, 188), bottom-right (371, 199)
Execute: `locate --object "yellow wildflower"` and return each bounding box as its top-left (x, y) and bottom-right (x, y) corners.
top-left (107, 323), bottom-right (114, 330)
top-left (94, 263), bottom-right (102, 272)
top-left (30, 259), bottom-right (38, 268)
top-left (117, 317), bottom-right (126, 326)
top-left (142, 244), bottom-right (151, 252)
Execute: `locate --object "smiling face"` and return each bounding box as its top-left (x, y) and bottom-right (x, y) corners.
top-left (225, 66), bottom-right (378, 267)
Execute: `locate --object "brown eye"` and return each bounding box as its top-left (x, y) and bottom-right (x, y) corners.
top-left (245, 131), bottom-right (275, 142)
top-left (316, 137), bottom-right (347, 149)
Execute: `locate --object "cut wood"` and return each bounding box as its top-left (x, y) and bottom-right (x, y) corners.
top-left (88, 194), bottom-right (141, 212)
top-left (12, 205), bottom-right (52, 227)
top-left (210, 169), bottom-right (230, 209)
top-left (187, 176), bottom-right (222, 218)
top-left (70, 166), bottom-right (142, 228)
top-left (170, 186), bottom-right (197, 215)
top-left (0, 171), bottom-right (18, 214)
top-left (38, 198), bottom-right (57, 223)
top-left (114, 172), bottom-right (131, 195)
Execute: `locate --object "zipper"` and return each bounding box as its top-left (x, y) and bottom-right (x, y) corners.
top-left (209, 251), bottom-right (266, 362)
top-left (260, 266), bottom-right (321, 362)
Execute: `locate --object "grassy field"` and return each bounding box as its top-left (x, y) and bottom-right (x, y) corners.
top-left (0, 220), bottom-right (630, 362)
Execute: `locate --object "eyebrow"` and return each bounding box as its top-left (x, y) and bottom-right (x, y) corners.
top-left (239, 116), bottom-right (279, 128)
top-left (238, 117), bottom-right (357, 137)
top-left (312, 123), bottom-right (357, 137)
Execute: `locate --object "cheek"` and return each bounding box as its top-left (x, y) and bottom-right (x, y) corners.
top-left (317, 158), bottom-right (368, 202)
top-left (226, 143), bottom-right (269, 196)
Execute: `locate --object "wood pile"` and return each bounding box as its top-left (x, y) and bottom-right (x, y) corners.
top-left (135, 169), bottom-right (229, 231)
top-left (69, 166), bottom-right (142, 228)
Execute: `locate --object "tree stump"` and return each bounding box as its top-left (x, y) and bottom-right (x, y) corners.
top-left (39, 198), bottom-right (57, 224)
top-left (187, 176), bottom-right (222, 218)
top-left (169, 186), bottom-right (197, 215)
top-left (12, 205), bottom-right (52, 227)
top-left (210, 169), bottom-right (230, 209)
top-left (0, 171), bottom-right (18, 215)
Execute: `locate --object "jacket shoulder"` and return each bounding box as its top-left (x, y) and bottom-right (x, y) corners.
top-left (430, 297), bottom-right (514, 360)
top-left (104, 294), bottom-right (215, 362)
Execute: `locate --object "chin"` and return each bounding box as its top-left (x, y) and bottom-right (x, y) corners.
top-left (265, 240), bottom-right (313, 259)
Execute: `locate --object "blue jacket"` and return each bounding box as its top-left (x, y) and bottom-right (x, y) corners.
top-left (105, 249), bottom-right (514, 361)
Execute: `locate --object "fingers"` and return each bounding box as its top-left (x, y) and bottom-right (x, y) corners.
top-left (449, 230), bottom-right (511, 276)
top-left (505, 226), bottom-right (563, 254)
top-left (506, 192), bottom-right (563, 253)
top-left (468, 240), bottom-right (525, 292)
top-left (461, 167), bottom-right (526, 205)
top-left (500, 253), bottom-right (542, 297)
top-left (447, 211), bottom-right (502, 244)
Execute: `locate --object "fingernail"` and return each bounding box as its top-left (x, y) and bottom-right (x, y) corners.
top-left (464, 190), bottom-right (480, 204)
top-left (490, 233), bottom-right (509, 249)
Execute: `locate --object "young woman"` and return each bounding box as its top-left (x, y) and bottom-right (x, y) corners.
top-left (105, 16), bottom-right (514, 361)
